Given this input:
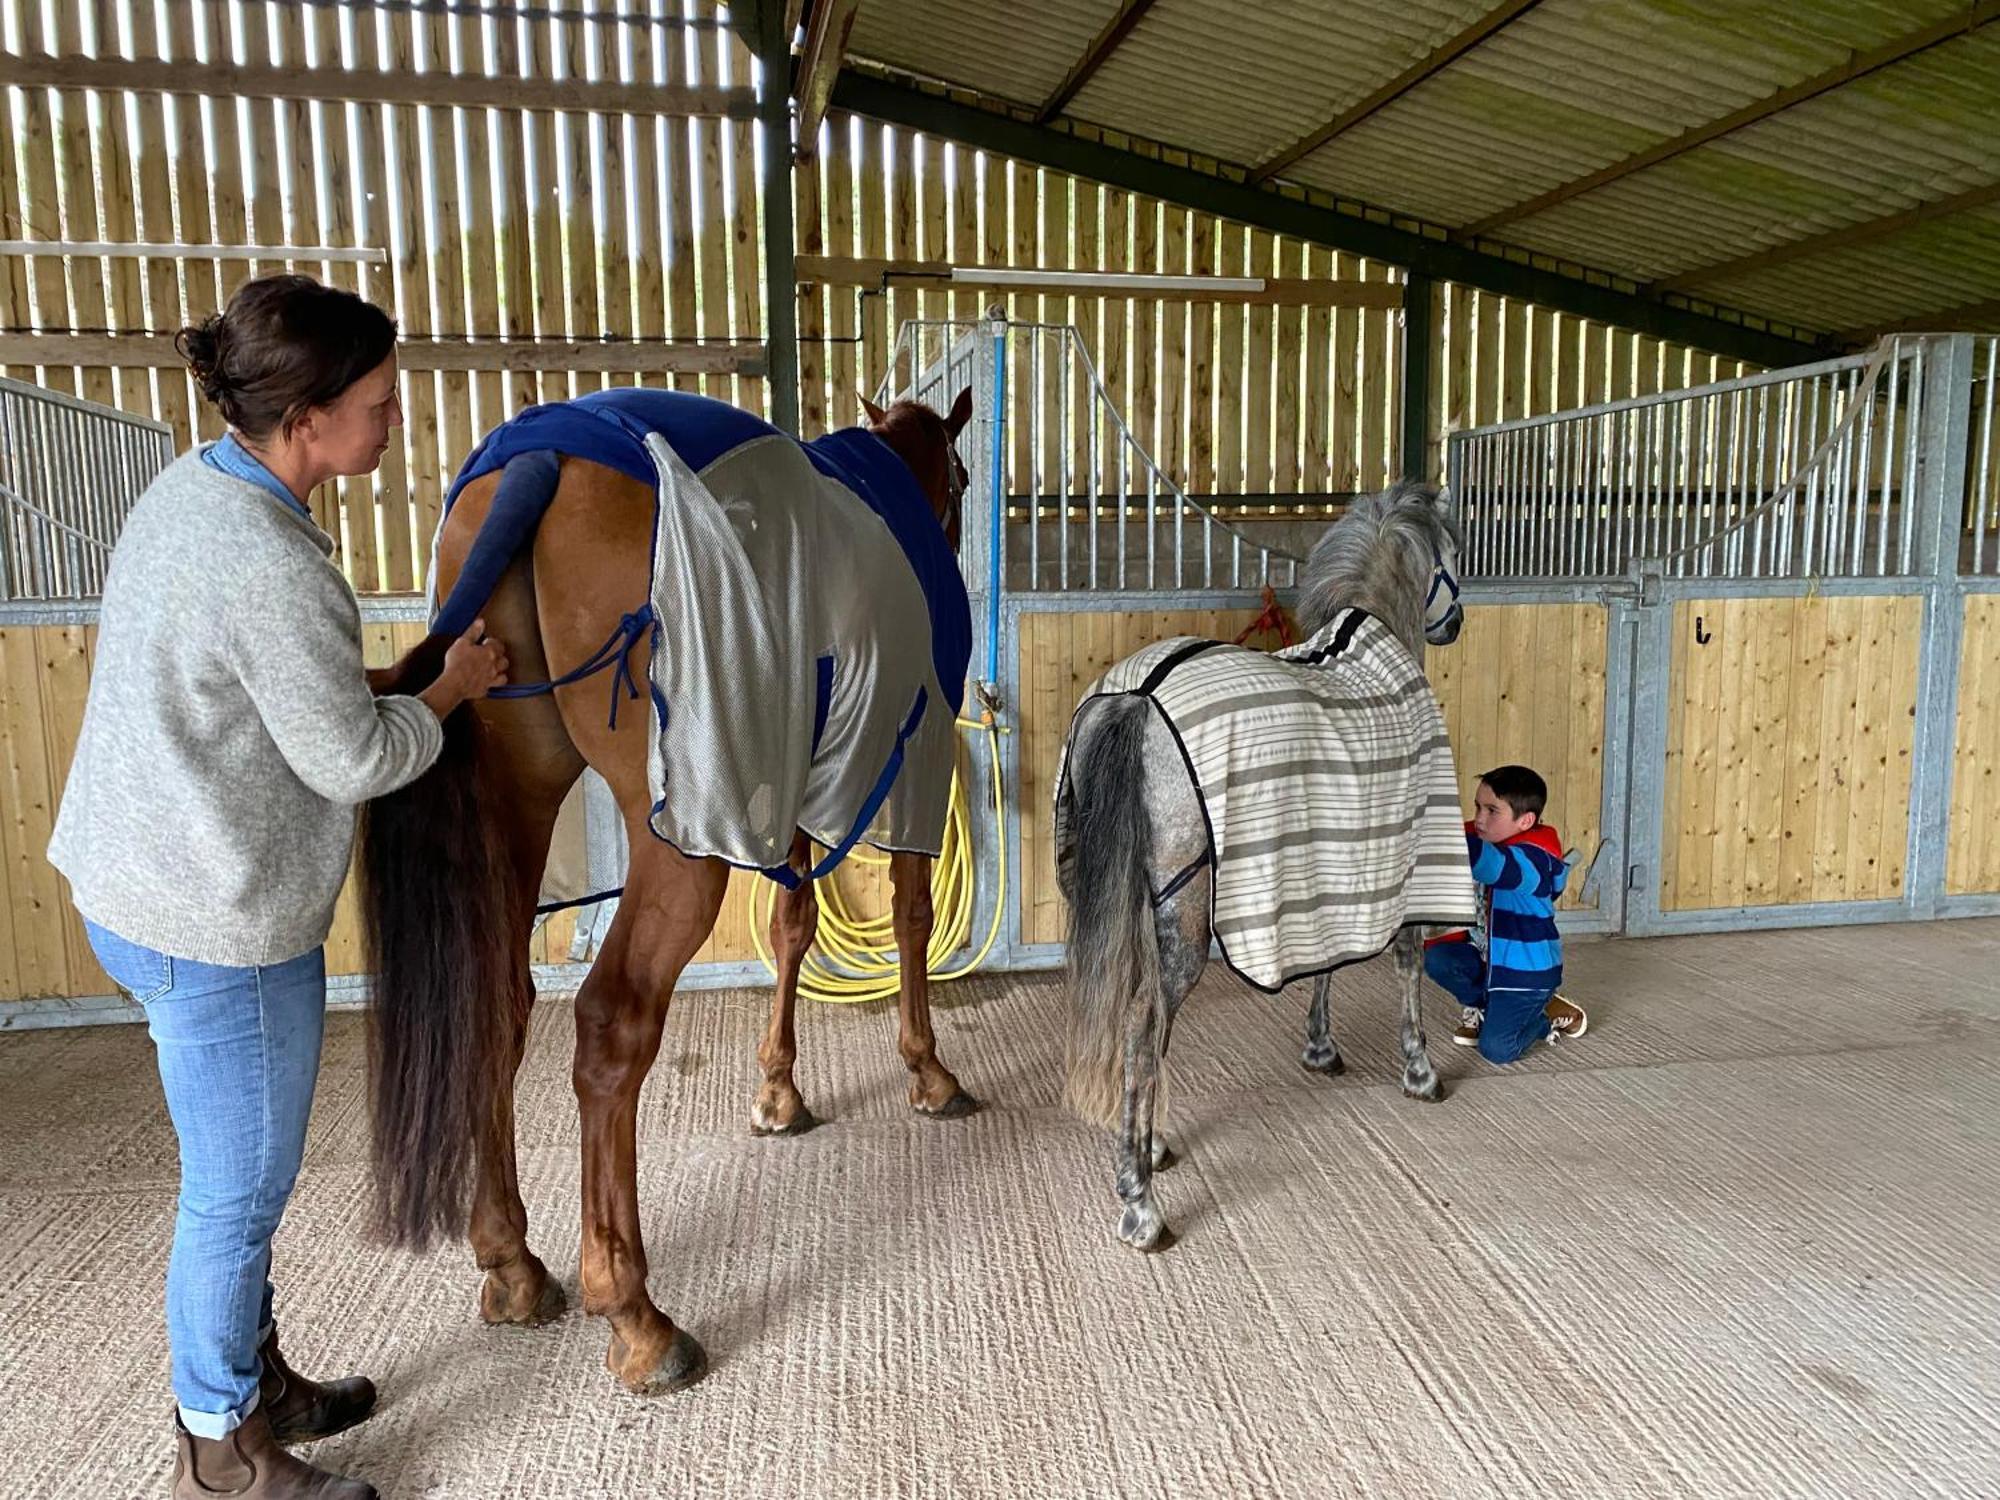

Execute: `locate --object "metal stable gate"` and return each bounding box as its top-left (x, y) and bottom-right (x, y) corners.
top-left (1448, 332), bottom-right (1999, 938)
top-left (883, 315), bottom-right (1308, 969)
top-left (0, 375), bottom-right (175, 603)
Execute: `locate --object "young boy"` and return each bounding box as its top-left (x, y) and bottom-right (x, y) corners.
top-left (1424, 765), bottom-right (1589, 1064)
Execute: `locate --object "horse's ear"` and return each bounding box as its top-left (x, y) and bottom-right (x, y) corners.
top-left (945, 386), bottom-right (973, 437)
top-left (860, 395), bottom-right (889, 426)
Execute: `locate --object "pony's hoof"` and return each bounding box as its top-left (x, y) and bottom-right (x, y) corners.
top-left (1301, 1043), bottom-right (1345, 1075)
top-left (750, 1099), bottom-right (819, 1137)
top-left (916, 1088), bottom-right (980, 1120)
top-left (479, 1261), bottom-right (566, 1327)
top-left (1401, 1075), bottom-right (1448, 1104)
top-left (608, 1326), bottom-right (708, 1397)
top-left (1117, 1202), bottom-right (1172, 1252)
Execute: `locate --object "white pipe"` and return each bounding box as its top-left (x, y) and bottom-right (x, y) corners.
top-left (948, 267), bottom-right (1265, 294)
top-left (0, 240), bottom-right (388, 264)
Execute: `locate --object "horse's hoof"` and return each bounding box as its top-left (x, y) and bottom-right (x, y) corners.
top-left (916, 1089), bottom-right (980, 1120)
top-left (609, 1326), bottom-right (708, 1397)
top-left (1301, 1044), bottom-right (1345, 1076)
top-left (1117, 1203), bottom-right (1173, 1253)
top-left (750, 1100), bottom-right (819, 1137)
top-left (479, 1261), bottom-right (566, 1327)
top-left (1401, 1076), bottom-right (1448, 1104)
top-left (524, 1277), bottom-right (568, 1326)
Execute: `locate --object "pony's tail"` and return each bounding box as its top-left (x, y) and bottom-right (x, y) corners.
top-left (358, 635), bottom-right (514, 1250)
top-left (1063, 695), bottom-right (1164, 1129)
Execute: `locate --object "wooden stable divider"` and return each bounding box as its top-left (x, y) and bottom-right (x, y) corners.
top-left (1949, 594), bottom-right (2000, 896)
top-left (1662, 594), bottom-right (1922, 911)
top-left (1426, 602), bottom-right (1608, 916)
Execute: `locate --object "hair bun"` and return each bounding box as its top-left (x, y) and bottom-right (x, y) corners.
top-left (175, 316), bottom-right (229, 402)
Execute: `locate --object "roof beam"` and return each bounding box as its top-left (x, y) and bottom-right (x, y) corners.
top-left (1034, 0), bottom-right (1158, 125)
top-left (795, 0), bottom-right (863, 156)
top-left (1461, 0), bottom-right (2000, 240)
top-left (1249, 0), bottom-right (1544, 185)
top-left (831, 70), bottom-right (1827, 368)
top-left (1836, 296), bottom-right (2000, 344)
top-left (1651, 181), bottom-right (2000, 293)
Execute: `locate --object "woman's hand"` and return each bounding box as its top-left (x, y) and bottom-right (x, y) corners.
top-left (419, 618), bottom-right (510, 720)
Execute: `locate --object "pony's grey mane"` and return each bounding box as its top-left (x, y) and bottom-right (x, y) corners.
top-left (1296, 479), bottom-right (1462, 652)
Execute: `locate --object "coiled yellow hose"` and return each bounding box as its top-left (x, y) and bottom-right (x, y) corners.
top-left (748, 716), bottom-right (1008, 1002)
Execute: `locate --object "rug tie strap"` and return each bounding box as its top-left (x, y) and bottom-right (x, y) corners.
top-left (487, 604), bottom-right (656, 730)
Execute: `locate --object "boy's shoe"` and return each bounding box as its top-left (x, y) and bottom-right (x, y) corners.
top-left (1545, 994), bottom-right (1588, 1040)
top-left (1451, 1007), bottom-right (1483, 1047)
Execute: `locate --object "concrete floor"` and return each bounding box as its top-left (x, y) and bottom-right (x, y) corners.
top-left (2, 919), bottom-right (1997, 1498)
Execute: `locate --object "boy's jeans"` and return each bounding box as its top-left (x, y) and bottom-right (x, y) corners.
top-left (85, 921), bottom-right (327, 1439)
top-left (1423, 940), bottom-right (1552, 1064)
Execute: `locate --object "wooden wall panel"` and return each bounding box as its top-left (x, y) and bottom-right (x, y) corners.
top-left (1948, 595), bottom-right (2000, 895)
top-left (1663, 595), bottom-right (1920, 911)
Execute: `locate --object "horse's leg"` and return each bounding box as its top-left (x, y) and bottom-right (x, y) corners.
top-left (431, 484), bottom-right (586, 1327)
top-left (573, 837), bottom-right (730, 1394)
top-left (1115, 871), bottom-right (1209, 1250)
top-left (1395, 928), bottom-right (1446, 1102)
top-left (890, 851), bottom-right (977, 1118)
top-left (524, 455), bottom-right (728, 1385)
top-left (1301, 971), bottom-right (1345, 1075)
top-left (752, 833), bottom-right (818, 1136)
top-left (470, 770), bottom-right (576, 1328)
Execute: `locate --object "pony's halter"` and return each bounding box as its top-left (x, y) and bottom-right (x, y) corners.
top-left (1424, 548), bottom-right (1461, 626)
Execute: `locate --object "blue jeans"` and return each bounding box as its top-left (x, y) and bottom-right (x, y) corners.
top-left (1423, 940), bottom-right (1552, 1065)
top-left (85, 921), bottom-right (327, 1439)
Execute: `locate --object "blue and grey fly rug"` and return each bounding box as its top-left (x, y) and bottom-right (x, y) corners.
top-left (432, 387), bottom-right (972, 886)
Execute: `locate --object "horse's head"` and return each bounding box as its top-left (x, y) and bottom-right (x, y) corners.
top-left (861, 389), bottom-right (972, 550)
top-left (1298, 480), bottom-right (1464, 655)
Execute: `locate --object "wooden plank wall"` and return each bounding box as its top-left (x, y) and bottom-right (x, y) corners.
top-left (794, 113), bottom-right (1405, 495)
top-left (0, 0), bottom-right (761, 595)
top-left (1661, 594), bottom-right (1921, 911)
top-left (1426, 283), bottom-right (1753, 488)
top-left (0, 621), bottom-right (107, 1003)
top-left (0, 37), bottom-right (1750, 596)
top-left (1016, 606), bottom-right (1263, 947)
top-left (1426, 603), bottom-right (1608, 915)
top-left (792, 112), bottom-right (1742, 507)
top-left (1014, 602), bottom-right (1608, 948)
top-left (1948, 594), bottom-right (2000, 895)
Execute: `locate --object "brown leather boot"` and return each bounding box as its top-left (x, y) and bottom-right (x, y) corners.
top-left (260, 1326), bottom-right (378, 1445)
top-left (171, 1408), bottom-right (378, 1498)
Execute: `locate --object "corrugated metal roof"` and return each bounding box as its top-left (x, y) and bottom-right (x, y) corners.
top-left (1491, 29), bottom-right (2000, 281)
top-left (1065, 0), bottom-right (1491, 173)
top-left (1700, 210), bottom-right (2000, 332)
top-left (841, 0), bottom-right (2000, 337)
top-left (845, 0), bottom-right (1122, 113)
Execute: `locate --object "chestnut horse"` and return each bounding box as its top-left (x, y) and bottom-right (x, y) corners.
top-left (360, 391), bottom-right (977, 1395)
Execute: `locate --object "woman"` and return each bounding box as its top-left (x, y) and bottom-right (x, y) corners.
top-left (48, 273), bottom-right (508, 1500)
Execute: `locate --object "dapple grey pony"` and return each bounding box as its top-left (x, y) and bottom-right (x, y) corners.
top-left (1058, 481), bottom-right (1465, 1251)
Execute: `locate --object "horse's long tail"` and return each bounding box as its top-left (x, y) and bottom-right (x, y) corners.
top-left (1063, 695), bottom-right (1164, 1129)
top-left (358, 633), bottom-right (514, 1250)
